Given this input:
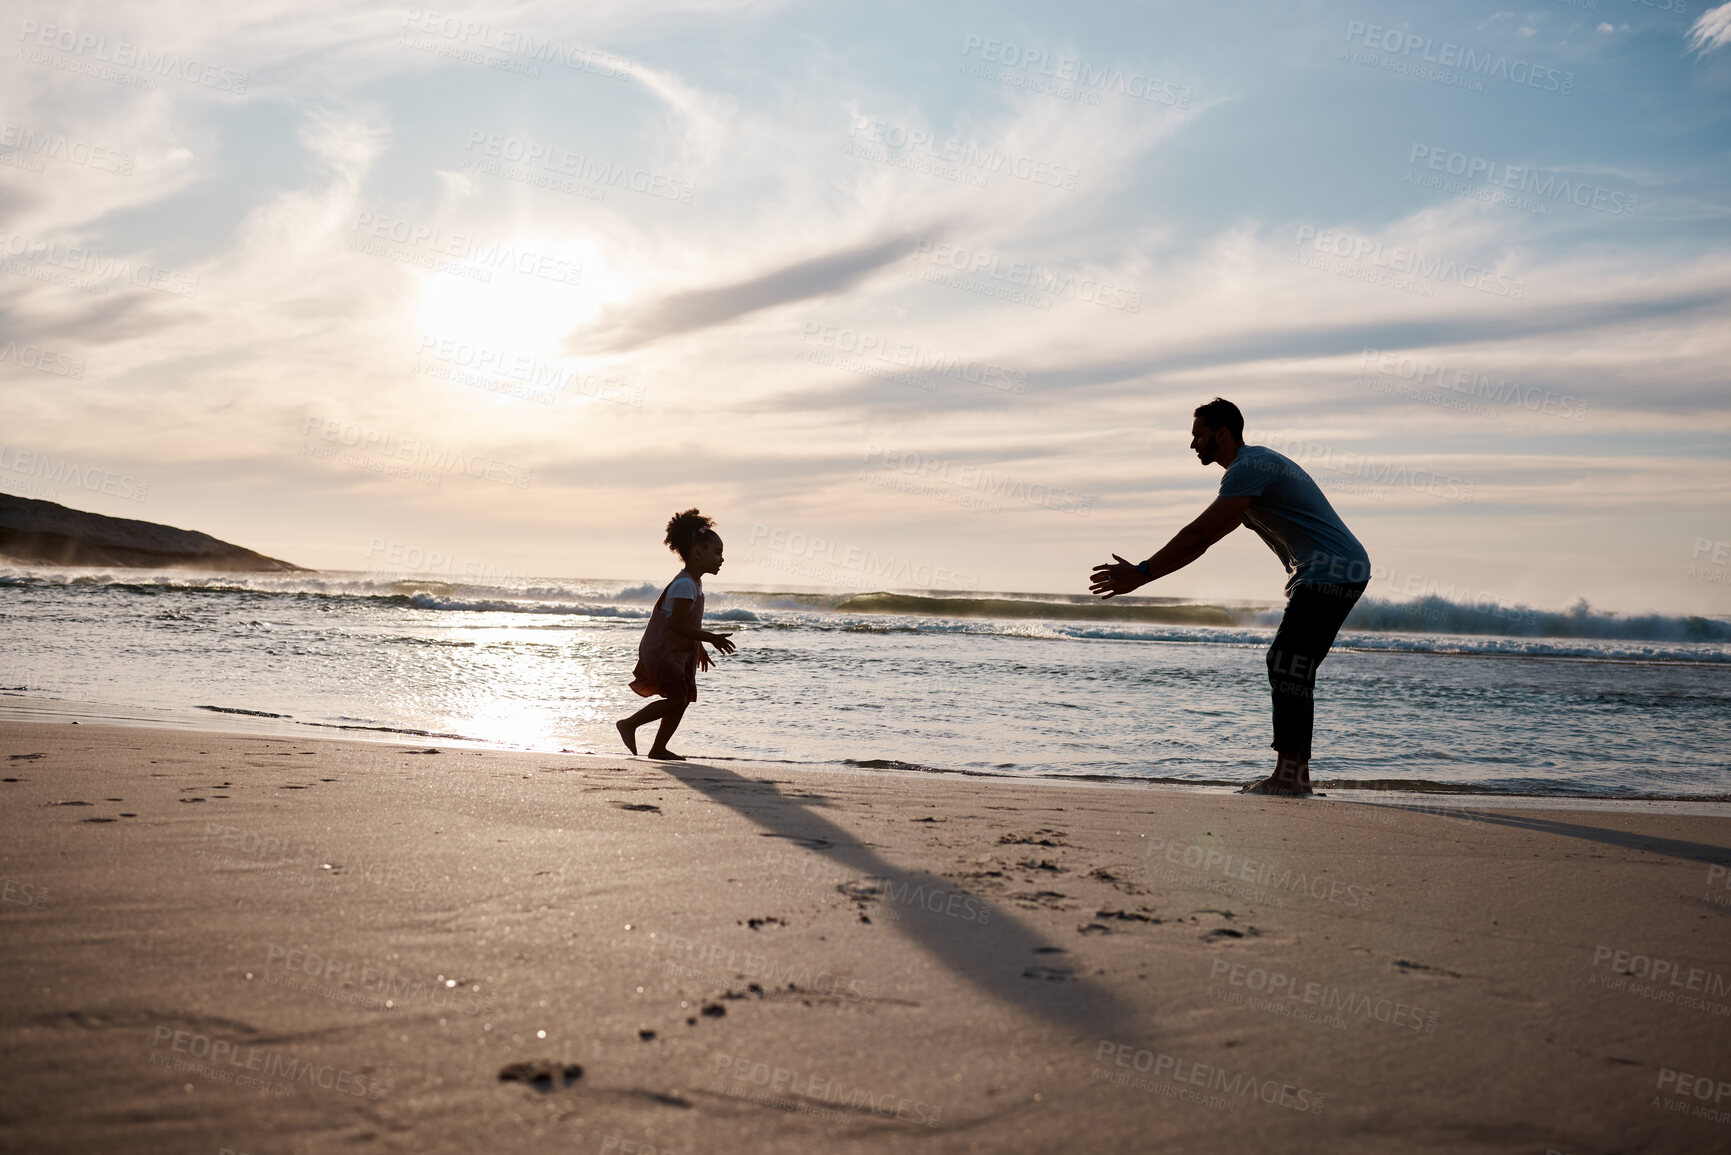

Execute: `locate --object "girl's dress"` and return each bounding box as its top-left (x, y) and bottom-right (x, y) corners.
top-left (628, 571), bottom-right (704, 702)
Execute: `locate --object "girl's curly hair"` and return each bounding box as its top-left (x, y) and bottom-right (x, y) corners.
top-left (664, 508), bottom-right (718, 560)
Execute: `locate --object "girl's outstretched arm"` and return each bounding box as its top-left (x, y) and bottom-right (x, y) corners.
top-left (668, 598), bottom-right (736, 654)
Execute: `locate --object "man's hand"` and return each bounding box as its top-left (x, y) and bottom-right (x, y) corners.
top-left (1089, 554), bottom-right (1147, 599)
top-left (1089, 497), bottom-right (1250, 600)
top-left (709, 632), bottom-right (736, 656)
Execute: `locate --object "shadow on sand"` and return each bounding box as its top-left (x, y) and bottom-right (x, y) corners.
top-left (1347, 800), bottom-right (1731, 867)
top-left (654, 759), bottom-right (1146, 1044)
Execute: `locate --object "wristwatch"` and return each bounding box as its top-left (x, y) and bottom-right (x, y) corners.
top-left (1136, 560), bottom-right (1151, 576)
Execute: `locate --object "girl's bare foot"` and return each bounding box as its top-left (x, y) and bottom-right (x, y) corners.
top-left (646, 748), bottom-right (686, 761)
top-left (616, 720), bottom-right (638, 755)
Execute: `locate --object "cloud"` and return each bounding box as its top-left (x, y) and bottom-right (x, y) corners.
top-left (0, 185), bottom-right (46, 226)
top-left (1688, 3), bottom-right (1731, 54)
top-left (567, 227), bottom-right (936, 353)
top-left (1030, 284), bottom-right (1731, 395)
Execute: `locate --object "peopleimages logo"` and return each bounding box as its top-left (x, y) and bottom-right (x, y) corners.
top-left (959, 36), bottom-right (1192, 108)
top-left (862, 443), bottom-right (1094, 516)
top-left (366, 537), bottom-right (517, 582)
top-left (263, 943), bottom-right (496, 1016)
top-left (745, 525), bottom-right (981, 591)
top-left (759, 847), bottom-right (992, 924)
top-left (648, 932), bottom-right (879, 1005)
top-left (908, 239), bottom-right (1142, 312)
top-left (799, 323), bottom-right (1027, 394)
top-left (1092, 1040), bottom-right (1326, 1114)
top-left (149, 1025), bottom-right (384, 1098)
top-left (1, 877), bottom-right (49, 908)
top-left (0, 228), bottom-right (200, 298)
top-left (848, 118), bottom-right (1079, 191)
top-left (1407, 144), bottom-right (1638, 219)
top-left (1342, 20), bottom-right (1574, 95)
top-left (1359, 348), bottom-right (1588, 422)
top-left (16, 19), bottom-right (249, 92)
top-left (414, 336), bottom-right (645, 408)
top-left (1591, 945), bottom-right (1731, 1002)
top-left (400, 10), bottom-right (631, 79)
top-left (299, 417), bottom-right (532, 490)
top-left (1654, 1067), bottom-right (1731, 1122)
top-left (1294, 226), bottom-right (1525, 299)
top-left (710, 1052), bottom-right (943, 1126)
top-left (350, 213), bottom-right (583, 286)
top-left (0, 340), bottom-right (84, 379)
top-left (1143, 834), bottom-right (1376, 908)
top-left (1248, 430), bottom-right (1475, 505)
top-left (0, 122), bottom-right (134, 174)
top-left (0, 446), bottom-right (144, 500)
top-left (462, 130), bottom-right (694, 204)
top-left (1207, 959), bottom-right (1439, 1033)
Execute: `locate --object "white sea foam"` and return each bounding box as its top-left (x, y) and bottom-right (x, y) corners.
top-left (3, 566), bottom-right (1727, 662)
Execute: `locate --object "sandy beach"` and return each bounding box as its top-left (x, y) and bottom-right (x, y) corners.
top-left (2, 717), bottom-right (1729, 1154)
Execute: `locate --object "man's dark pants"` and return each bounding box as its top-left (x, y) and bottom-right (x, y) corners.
top-left (1266, 580), bottom-right (1366, 758)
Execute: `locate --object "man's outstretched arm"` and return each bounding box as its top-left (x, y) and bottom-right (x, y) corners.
top-left (1089, 495), bottom-right (1252, 598)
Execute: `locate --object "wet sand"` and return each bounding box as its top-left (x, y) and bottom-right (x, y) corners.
top-left (2, 719), bottom-right (1728, 1153)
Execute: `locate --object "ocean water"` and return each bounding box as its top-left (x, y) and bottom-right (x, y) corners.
top-left (1, 568), bottom-right (1728, 799)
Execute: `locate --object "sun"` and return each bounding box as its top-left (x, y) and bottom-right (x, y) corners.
top-left (415, 234), bottom-right (622, 366)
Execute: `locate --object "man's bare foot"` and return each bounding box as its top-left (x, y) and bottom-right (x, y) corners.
top-left (616, 720), bottom-right (638, 755)
top-left (1239, 775), bottom-right (1312, 796)
top-left (646, 749), bottom-right (686, 761)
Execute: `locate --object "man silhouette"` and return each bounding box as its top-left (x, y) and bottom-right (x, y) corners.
top-left (1089, 399), bottom-right (1370, 795)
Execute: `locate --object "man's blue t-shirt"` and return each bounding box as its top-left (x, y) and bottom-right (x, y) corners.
top-left (1217, 445), bottom-right (1371, 594)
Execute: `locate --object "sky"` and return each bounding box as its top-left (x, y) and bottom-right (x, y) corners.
top-left (2, 0), bottom-right (1729, 615)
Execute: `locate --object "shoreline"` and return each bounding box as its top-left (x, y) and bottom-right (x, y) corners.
top-left (4, 691), bottom-right (1728, 812)
top-left (2, 717), bottom-right (1728, 1152)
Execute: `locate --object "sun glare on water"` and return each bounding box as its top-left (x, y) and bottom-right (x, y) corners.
top-left (442, 625), bottom-right (619, 750)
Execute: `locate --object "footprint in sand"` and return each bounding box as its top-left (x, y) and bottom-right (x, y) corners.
top-left (1096, 908), bottom-right (1162, 924)
top-left (498, 1061), bottom-right (583, 1091)
top-left (1393, 958), bottom-right (1464, 979)
top-left (1087, 866), bottom-right (1151, 896)
top-left (999, 829), bottom-right (1068, 848)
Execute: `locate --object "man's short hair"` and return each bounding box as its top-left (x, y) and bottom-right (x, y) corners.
top-left (1193, 397), bottom-right (1244, 443)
